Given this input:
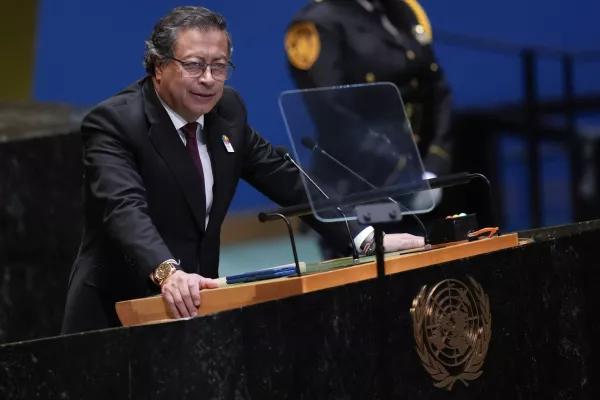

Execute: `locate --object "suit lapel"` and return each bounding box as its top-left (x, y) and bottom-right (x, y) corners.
top-left (142, 79), bottom-right (207, 233)
top-left (204, 109), bottom-right (237, 232)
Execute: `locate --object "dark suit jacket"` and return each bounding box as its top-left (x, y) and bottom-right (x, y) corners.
top-left (63, 76), bottom-right (359, 332)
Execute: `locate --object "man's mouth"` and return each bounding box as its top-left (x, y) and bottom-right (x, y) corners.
top-left (191, 92), bottom-right (214, 98)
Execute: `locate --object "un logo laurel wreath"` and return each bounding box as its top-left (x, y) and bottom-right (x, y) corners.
top-left (410, 277), bottom-right (492, 391)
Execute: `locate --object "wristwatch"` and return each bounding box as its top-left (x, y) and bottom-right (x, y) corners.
top-left (151, 260), bottom-right (178, 286)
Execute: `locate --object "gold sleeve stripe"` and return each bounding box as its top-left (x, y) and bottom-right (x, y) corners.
top-left (429, 145), bottom-right (450, 160)
top-left (403, 0), bottom-right (433, 42)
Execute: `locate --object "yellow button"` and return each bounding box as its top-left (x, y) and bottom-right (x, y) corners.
top-left (407, 50), bottom-right (415, 60)
top-left (415, 25), bottom-right (425, 35)
top-left (430, 63), bottom-right (438, 72)
top-left (365, 72), bottom-right (376, 82)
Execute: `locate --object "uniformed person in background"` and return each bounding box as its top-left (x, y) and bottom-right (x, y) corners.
top-left (285, 0), bottom-right (454, 258)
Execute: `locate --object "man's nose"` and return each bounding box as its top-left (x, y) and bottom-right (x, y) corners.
top-left (198, 66), bottom-right (215, 84)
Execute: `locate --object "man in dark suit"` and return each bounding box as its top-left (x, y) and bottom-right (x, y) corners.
top-left (61, 6), bottom-right (425, 334)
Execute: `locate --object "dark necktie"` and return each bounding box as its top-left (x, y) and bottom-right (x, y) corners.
top-left (182, 122), bottom-right (205, 183)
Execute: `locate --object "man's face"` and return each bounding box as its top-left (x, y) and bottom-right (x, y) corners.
top-left (154, 28), bottom-right (229, 122)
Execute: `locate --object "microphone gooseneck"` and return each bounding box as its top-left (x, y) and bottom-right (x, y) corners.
top-left (275, 145), bottom-right (361, 263)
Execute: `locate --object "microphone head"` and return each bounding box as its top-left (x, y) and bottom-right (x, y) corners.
top-left (301, 136), bottom-right (317, 151)
top-left (275, 145), bottom-right (290, 158)
top-left (257, 212), bottom-right (269, 222)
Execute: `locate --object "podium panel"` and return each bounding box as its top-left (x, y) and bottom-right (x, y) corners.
top-left (1, 224), bottom-right (599, 399)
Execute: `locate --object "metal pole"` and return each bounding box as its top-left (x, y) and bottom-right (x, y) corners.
top-left (562, 55), bottom-right (580, 222)
top-left (522, 50), bottom-right (542, 228)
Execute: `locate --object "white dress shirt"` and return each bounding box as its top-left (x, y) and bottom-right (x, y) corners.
top-left (158, 98), bottom-right (214, 229)
top-left (157, 95), bottom-right (372, 251)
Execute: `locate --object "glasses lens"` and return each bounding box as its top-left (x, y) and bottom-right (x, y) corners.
top-left (182, 63), bottom-right (204, 77)
top-left (177, 60), bottom-right (234, 81)
top-left (210, 64), bottom-right (234, 81)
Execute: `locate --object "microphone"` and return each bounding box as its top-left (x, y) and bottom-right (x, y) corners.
top-left (300, 136), bottom-right (430, 243)
top-left (275, 145), bottom-right (361, 263)
top-left (300, 137), bottom-right (319, 152)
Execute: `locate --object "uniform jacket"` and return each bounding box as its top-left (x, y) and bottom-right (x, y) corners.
top-left (287, 0), bottom-right (453, 176)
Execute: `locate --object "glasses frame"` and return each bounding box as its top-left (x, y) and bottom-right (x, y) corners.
top-left (166, 56), bottom-right (235, 81)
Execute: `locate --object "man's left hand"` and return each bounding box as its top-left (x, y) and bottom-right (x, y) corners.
top-left (382, 233), bottom-right (425, 252)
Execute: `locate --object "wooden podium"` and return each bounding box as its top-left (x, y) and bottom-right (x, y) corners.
top-left (116, 234), bottom-right (520, 327)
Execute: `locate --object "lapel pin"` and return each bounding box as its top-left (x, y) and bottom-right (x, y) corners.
top-left (222, 135), bottom-right (234, 153)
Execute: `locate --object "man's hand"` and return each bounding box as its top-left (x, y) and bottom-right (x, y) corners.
top-left (161, 271), bottom-right (219, 318)
top-left (383, 233), bottom-right (425, 252)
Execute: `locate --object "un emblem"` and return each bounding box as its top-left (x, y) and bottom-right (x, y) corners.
top-left (410, 277), bottom-right (492, 391)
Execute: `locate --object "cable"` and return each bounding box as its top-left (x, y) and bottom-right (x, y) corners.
top-left (467, 227), bottom-right (499, 239)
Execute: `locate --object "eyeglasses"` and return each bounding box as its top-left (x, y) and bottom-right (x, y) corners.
top-left (167, 56), bottom-right (235, 81)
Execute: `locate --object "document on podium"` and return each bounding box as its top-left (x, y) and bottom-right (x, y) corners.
top-left (216, 262), bottom-right (307, 287)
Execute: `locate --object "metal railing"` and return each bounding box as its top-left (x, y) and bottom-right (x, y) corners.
top-left (433, 29), bottom-right (600, 227)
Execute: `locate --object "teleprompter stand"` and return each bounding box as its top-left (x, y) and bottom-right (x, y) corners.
top-left (354, 202), bottom-right (402, 278)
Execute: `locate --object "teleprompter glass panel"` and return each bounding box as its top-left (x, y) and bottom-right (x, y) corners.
top-left (278, 82), bottom-right (435, 223)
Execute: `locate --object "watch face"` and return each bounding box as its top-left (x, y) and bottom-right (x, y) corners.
top-left (156, 264), bottom-right (171, 280)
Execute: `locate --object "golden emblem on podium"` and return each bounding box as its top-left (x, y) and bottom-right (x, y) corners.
top-left (410, 277), bottom-right (492, 391)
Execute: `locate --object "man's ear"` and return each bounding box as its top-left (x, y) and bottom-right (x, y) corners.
top-left (155, 63), bottom-right (163, 82)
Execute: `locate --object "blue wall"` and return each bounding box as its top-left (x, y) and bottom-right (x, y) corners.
top-left (34, 0), bottom-right (600, 219)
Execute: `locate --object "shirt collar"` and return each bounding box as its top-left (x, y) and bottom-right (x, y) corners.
top-left (156, 91), bottom-right (204, 131)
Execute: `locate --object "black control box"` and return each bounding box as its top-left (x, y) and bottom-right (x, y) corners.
top-left (429, 213), bottom-right (478, 245)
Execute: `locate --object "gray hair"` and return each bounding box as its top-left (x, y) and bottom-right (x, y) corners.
top-left (143, 6), bottom-right (233, 75)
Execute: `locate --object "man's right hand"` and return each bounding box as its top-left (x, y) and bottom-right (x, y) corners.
top-left (161, 271), bottom-right (219, 318)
